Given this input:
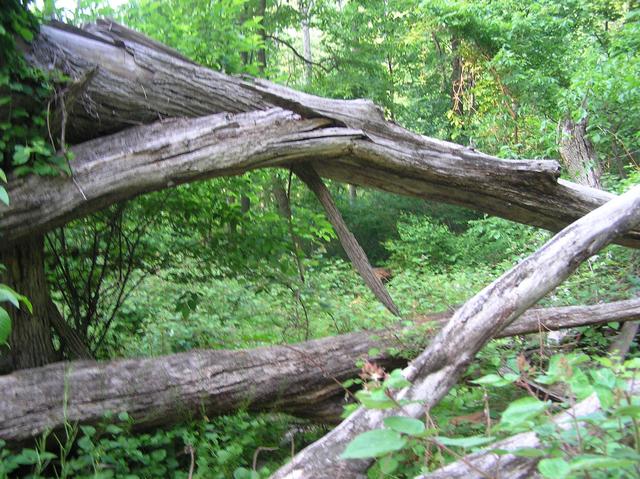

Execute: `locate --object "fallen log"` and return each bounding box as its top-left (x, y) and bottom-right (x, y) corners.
top-left (419, 381), bottom-right (640, 479)
top-left (271, 187), bottom-right (640, 478)
top-left (1, 298), bottom-right (638, 445)
top-left (2, 20), bottom-right (638, 248)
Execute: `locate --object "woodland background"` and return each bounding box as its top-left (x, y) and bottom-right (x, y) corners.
top-left (0, 0), bottom-right (639, 478)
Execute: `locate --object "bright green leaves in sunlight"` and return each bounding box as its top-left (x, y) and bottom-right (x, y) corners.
top-left (0, 307), bottom-right (10, 345)
top-left (498, 396), bottom-right (549, 430)
top-left (0, 282), bottom-right (32, 345)
top-left (0, 167), bottom-right (8, 205)
top-left (341, 429), bottom-right (407, 459)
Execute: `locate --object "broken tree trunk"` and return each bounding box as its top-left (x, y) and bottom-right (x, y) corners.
top-left (271, 187), bottom-right (640, 478)
top-left (3, 20), bottom-right (639, 249)
top-left (1, 298), bottom-right (638, 446)
top-left (294, 164), bottom-right (400, 316)
top-left (418, 381), bottom-right (640, 479)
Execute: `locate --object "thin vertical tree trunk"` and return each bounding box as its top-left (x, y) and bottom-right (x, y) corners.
top-left (348, 184), bottom-right (357, 206)
top-left (300, 1), bottom-right (313, 85)
top-left (451, 37), bottom-right (463, 116)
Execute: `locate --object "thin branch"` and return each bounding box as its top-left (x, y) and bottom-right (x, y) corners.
top-left (265, 34), bottom-right (330, 73)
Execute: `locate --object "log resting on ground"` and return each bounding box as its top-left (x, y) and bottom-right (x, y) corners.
top-left (1, 298), bottom-right (638, 445)
top-left (271, 186), bottom-right (640, 478)
top-left (1, 20), bottom-right (638, 248)
top-left (419, 381), bottom-right (640, 479)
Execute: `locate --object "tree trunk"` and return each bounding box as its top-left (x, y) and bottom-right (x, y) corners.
top-left (558, 117), bottom-right (602, 189)
top-left (271, 186), bottom-right (640, 478)
top-left (558, 117), bottom-right (637, 351)
top-left (300, 0), bottom-right (313, 85)
top-left (0, 236), bottom-right (57, 372)
top-left (294, 164), bottom-right (399, 316)
top-left (348, 184), bottom-right (357, 206)
top-left (1, 298), bottom-right (638, 445)
top-left (451, 37), bottom-right (464, 116)
top-left (6, 20), bottom-right (638, 249)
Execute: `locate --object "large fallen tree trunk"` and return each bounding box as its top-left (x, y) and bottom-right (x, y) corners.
top-left (271, 187), bottom-right (640, 478)
top-left (419, 381), bottom-right (640, 479)
top-left (1, 298), bottom-right (638, 445)
top-left (2, 20), bottom-right (638, 248)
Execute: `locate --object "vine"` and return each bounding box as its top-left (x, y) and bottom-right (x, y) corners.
top-left (0, 0), bottom-right (62, 346)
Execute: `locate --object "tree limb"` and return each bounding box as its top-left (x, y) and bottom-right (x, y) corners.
top-left (270, 186), bottom-right (640, 478)
top-left (1, 297), bottom-right (638, 446)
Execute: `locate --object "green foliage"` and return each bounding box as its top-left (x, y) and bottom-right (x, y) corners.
top-left (1, 1), bottom-right (70, 177)
top-left (385, 215), bottom-right (461, 270)
top-left (0, 412), bottom-right (323, 479)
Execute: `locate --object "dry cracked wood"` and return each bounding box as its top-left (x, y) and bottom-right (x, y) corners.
top-left (2, 20), bottom-right (638, 248)
top-left (270, 186), bottom-right (640, 478)
top-left (1, 298), bottom-right (638, 445)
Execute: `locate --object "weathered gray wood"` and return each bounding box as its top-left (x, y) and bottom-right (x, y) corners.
top-left (5, 20), bottom-right (638, 248)
top-left (294, 164), bottom-right (400, 316)
top-left (1, 298), bottom-right (637, 445)
top-left (271, 186), bottom-right (640, 478)
top-left (418, 381), bottom-right (640, 479)
top-left (0, 109), bottom-right (356, 243)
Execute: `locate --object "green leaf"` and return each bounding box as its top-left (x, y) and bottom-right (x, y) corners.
top-left (341, 429), bottom-right (406, 459)
top-left (500, 397), bottom-right (548, 427)
top-left (0, 286), bottom-right (20, 308)
top-left (383, 416), bottom-right (425, 436)
top-left (613, 405), bottom-right (640, 418)
top-left (0, 168), bottom-right (6, 182)
top-left (233, 468), bottom-right (259, 479)
top-left (0, 186), bottom-right (8, 206)
top-left (384, 369), bottom-right (410, 389)
top-left (434, 435), bottom-right (496, 448)
top-left (0, 307), bottom-right (11, 345)
top-left (12, 146), bottom-right (31, 166)
top-left (379, 456), bottom-right (399, 474)
top-left (471, 373), bottom-right (518, 387)
top-left (538, 458), bottom-right (570, 479)
top-left (512, 447), bottom-right (546, 458)
top-left (569, 454), bottom-right (634, 471)
top-left (356, 389), bottom-right (396, 410)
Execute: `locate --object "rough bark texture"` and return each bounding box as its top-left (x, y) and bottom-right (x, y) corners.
top-left (294, 164), bottom-right (400, 316)
top-left (271, 186), bottom-right (640, 478)
top-left (0, 236), bottom-right (57, 371)
top-left (1, 298), bottom-right (638, 445)
top-left (419, 381), bottom-right (640, 479)
top-left (559, 117), bottom-right (602, 189)
top-left (3, 20), bottom-right (639, 249)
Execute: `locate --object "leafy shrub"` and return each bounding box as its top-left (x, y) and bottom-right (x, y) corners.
top-left (385, 215), bottom-right (461, 271)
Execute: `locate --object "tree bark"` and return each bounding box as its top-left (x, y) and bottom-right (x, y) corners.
top-left (300, 0), bottom-right (313, 85)
top-left (558, 117), bottom-right (602, 189)
top-left (1, 105), bottom-right (638, 249)
top-left (271, 186), bottom-right (640, 478)
top-left (5, 20), bottom-right (638, 249)
top-left (0, 236), bottom-right (58, 372)
top-left (558, 117), bottom-right (637, 352)
top-left (294, 164), bottom-right (400, 316)
top-left (1, 298), bottom-right (638, 445)
top-left (418, 381), bottom-right (640, 479)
